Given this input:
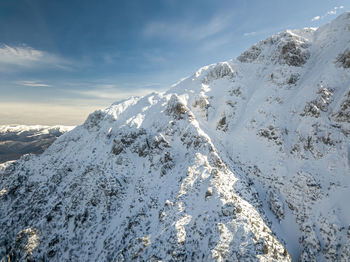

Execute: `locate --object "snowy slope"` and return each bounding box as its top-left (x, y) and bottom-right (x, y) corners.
top-left (1, 12), bottom-right (350, 262)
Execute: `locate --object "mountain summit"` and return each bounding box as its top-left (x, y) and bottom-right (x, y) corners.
top-left (1, 12), bottom-right (350, 261)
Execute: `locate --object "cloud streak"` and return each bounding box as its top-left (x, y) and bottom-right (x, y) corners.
top-left (0, 44), bottom-right (71, 72)
top-left (17, 80), bottom-right (51, 87)
top-left (68, 82), bottom-right (162, 102)
top-left (243, 31), bottom-right (258, 37)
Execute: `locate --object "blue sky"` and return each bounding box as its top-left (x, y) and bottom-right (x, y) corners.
top-left (0, 0), bottom-right (348, 125)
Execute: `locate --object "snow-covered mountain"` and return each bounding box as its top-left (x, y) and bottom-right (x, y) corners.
top-left (0, 125), bottom-right (74, 164)
top-left (1, 13), bottom-right (350, 262)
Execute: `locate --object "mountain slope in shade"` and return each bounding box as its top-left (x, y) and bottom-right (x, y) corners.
top-left (0, 125), bottom-right (74, 163)
top-left (1, 13), bottom-right (350, 261)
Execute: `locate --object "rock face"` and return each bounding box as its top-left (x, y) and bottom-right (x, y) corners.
top-left (0, 125), bottom-right (74, 163)
top-left (1, 12), bottom-right (350, 262)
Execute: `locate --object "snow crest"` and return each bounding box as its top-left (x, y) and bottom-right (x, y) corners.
top-left (1, 12), bottom-right (350, 261)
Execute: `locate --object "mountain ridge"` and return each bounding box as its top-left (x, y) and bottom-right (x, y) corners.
top-left (1, 12), bottom-right (350, 261)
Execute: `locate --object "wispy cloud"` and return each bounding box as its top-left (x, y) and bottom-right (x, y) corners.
top-left (145, 53), bottom-right (167, 64)
top-left (243, 31), bottom-right (258, 37)
top-left (0, 44), bottom-right (71, 72)
top-left (70, 83), bottom-right (161, 101)
top-left (311, 6), bottom-right (344, 22)
top-left (197, 33), bottom-right (235, 52)
top-left (17, 80), bottom-right (51, 87)
top-left (143, 12), bottom-right (234, 42)
top-left (242, 27), bottom-right (282, 38)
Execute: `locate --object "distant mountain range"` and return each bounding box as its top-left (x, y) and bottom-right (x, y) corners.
top-left (0, 125), bottom-right (74, 163)
top-left (1, 13), bottom-right (350, 261)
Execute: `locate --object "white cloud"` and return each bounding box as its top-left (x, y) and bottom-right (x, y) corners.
top-left (17, 80), bottom-right (51, 87)
top-left (311, 6), bottom-right (345, 22)
top-left (335, 6), bottom-right (344, 10)
top-left (0, 44), bottom-right (71, 72)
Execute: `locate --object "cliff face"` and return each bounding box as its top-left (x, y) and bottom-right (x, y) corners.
top-left (1, 13), bottom-right (350, 262)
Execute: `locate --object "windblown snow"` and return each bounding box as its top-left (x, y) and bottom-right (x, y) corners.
top-left (1, 12), bottom-right (350, 262)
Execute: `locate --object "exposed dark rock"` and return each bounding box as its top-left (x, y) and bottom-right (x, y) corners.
top-left (336, 50), bottom-right (350, 68)
top-left (279, 41), bottom-right (310, 67)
